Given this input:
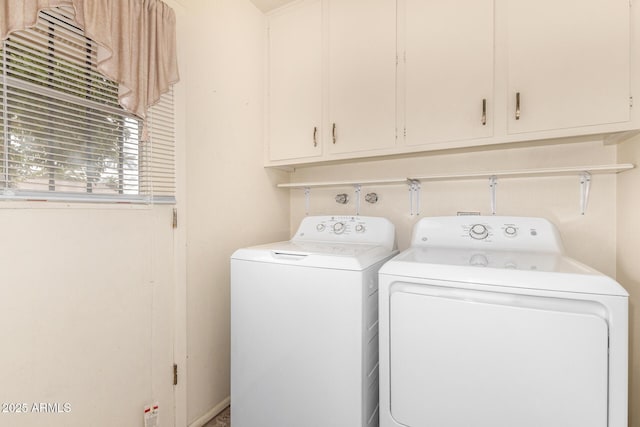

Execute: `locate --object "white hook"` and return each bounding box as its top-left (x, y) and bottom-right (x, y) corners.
top-left (408, 179), bottom-right (414, 216)
top-left (304, 187), bottom-right (310, 216)
top-left (407, 179), bottom-right (421, 216)
top-left (579, 172), bottom-right (591, 216)
top-left (414, 181), bottom-right (421, 216)
top-left (489, 176), bottom-right (497, 215)
top-left (409, 181), bottom-right (413, 216)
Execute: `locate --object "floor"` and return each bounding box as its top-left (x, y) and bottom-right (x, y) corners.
top-left (204, 407), bottom-right (231, 427)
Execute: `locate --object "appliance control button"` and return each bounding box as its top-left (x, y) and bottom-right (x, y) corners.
top-left (316, 224), bottom-right (325, 232)
top-left (469, 224), bottom-right (489, 240)
top-left (355, 224), bottom-right (365, 233)
top-left (333, 222), bottom-right (346, 234)
top-left (504, 226), bottom-right (517, 237)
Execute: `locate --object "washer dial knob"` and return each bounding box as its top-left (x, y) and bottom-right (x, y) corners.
top-left (469, 224), bottom-right (489, 240)
top-left (333, 222), bottom-right (346, 234)
top-left (355, 224), bottom-right (365, 233)
top-left (504, 226), bottom-right (517, 237)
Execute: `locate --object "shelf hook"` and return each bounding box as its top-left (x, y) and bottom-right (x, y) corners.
top-left (354, 184), bottom-right (362, 216)
top-left (414, 180), bottom-right (421, 216)
top-left (408, 180), bottom-right (414, 216)
top-left (579, 172), bottom-right (591, 216)
top-left (489, 176), bottom-right (498, 215)
top-left (304, 187), bottom-right (311, 216)
top-left (407, 179), bottom-right (421, 216)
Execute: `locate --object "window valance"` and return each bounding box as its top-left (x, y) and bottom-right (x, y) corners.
top-left (0, 0), bottom-right (180, 121)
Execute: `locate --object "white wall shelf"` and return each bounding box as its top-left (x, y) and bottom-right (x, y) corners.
top-left (277, 164), bottom-right (635, 189)
top-left (280, 163), bottom-right (635, 216)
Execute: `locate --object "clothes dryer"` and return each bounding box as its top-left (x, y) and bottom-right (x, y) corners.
top-left (231, 216), bottom-right (397, 427)
top-left (379, 216), bottom-right (628, 427)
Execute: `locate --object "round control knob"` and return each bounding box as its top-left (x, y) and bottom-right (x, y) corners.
top-left (469, 224), bottom-right (489, 240)
top-left (355, 224), bottom-right (365, 233)
top-left (316, 224), bottom-right (325, 232)
top-left (504, 226), bottom-right (517, 237)
top-left (333, 222), bottom-right (346, 234)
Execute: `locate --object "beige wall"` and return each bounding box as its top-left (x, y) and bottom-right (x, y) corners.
top-left (290, 139), bottom-right (618, 275)
top-left (183, 0), bottom-right (290, 424)
top-left (617, 136), bottom-right (640, 427)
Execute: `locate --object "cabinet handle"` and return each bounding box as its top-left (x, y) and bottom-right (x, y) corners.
top-left (482, 99), bottom-right (487, 126)
top-left (313, 126), bottom-right (318, 147)
top-left (332, 123), bottom-right (337, 144)
top-left (515, 92), bottom-right (521, 120)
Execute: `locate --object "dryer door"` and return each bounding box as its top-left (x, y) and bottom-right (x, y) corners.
top-left (389, 282), bottom-right (609, 427)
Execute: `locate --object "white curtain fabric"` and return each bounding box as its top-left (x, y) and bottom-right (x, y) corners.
top-left (0, 0), bottom-right (180, 120)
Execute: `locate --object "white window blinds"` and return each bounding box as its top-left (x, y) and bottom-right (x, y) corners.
top-left (0, 7), bottom-right (176, 204)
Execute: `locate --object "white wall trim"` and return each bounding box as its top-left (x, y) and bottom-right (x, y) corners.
top-left (188, 397), bottom-right (231, 427)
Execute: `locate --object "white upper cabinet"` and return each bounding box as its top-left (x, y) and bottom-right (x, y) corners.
top-left (265, 0), bottom-right (638, 167)
top-left (327, 0), bottom-right (397, 154)
top-left (267, 1), bottom-right (322, 161)
top-left (506, 0), bottom-right (630, 134)
top-left (402, 0), bottom-right (494, 146)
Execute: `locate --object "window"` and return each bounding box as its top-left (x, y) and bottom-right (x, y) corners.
top-left (0, 7), bottom-right (175, 203)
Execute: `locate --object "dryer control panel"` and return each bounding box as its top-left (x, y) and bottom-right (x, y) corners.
top-left (293, 216), bottom-right (396, 251)
top-left (411, 216), bottom-right (564, 253)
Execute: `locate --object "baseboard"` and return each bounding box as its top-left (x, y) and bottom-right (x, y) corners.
top-left (188, 397), bottom-right (230, 427)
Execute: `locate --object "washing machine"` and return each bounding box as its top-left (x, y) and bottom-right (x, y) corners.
top-left (231, 216), bottom-right (397, 427)
top-left (379, 216), bottom-right (628, 427)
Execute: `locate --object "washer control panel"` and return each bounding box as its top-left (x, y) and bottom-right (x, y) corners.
top-left (463, 222), bottom-right (521, 241)
top-left (293, 216), bottom-right (395, 250)
top-left (316, 217), bottom-right (367, 234)
top-left (308, 217), bottom-right (369, 236)
top-left (412, 216), bottom-right (564, 253)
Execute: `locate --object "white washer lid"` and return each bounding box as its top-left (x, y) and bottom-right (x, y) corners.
top-left (232, 240), bottom-right (398, 271)
top-left (379, 247), bottom-right (628, 297)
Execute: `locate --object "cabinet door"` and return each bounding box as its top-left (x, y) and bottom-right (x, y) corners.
top-left (268, 1), bottom-right (322, 161)
top-left (328, 0), bottom-right (397, 154)
top-left (403, 0), bottom-right (494, 145)
top-left (507, 0), bottom-right (630, 134)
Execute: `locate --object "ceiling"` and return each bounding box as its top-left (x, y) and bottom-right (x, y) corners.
top-left (250, 0), bottom-right (296, 13)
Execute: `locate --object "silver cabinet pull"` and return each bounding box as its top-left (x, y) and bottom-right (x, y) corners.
top-left (515, 92), bottom-right (521, 120)
top-left (332, 123), bottom-right (337, 144)
top-left (482, 99), bottom-right (487, 126)
top-left (313, 126), bottom-right (318, 147)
